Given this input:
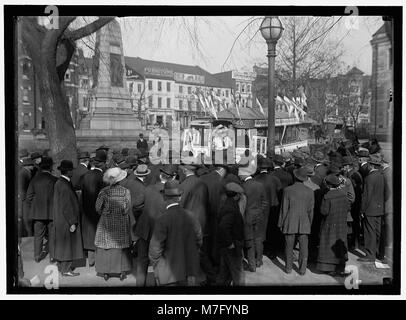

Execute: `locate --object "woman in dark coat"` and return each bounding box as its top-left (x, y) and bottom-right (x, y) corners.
top-left (53, 160), bottom-right (84, 276)
top-left (316, 174), bottom-right (351, 276)
top-left (94, 167), bottom-right (132, 281)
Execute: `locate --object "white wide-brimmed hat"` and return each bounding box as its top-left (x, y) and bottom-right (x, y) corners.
top-left (103, 167), bottom-right (127, 185)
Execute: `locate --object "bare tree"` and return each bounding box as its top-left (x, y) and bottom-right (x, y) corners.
top-left (19, 16), bottom-right (115, 165)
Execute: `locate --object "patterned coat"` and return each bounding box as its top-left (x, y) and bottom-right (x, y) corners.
top-left (52, 177), bottom-right (84, 261)
top-left (317, 189), bottom-right (350, 265)
top-left (94, 185), bottom-right (132, 249)
top-left (278, 182), bottom-right (314, 234)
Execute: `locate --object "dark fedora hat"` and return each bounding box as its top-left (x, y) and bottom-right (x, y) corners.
top-left (368, 154), bottom-right (383, 166)
top-left (126, 156), bottom-right (139, 167)
top-left (118, 160), bottom-right (130, 170)
top-left (57, 160), bottom-right (73, 171)
top-left (160, 164), bottom-right (178, 177)
top-left (342, 156), bottom-right (353, 166)
top-left (78, 151), bottom-right (90, 160)
top-left (121, 148), bottom-right (129, 156)
top-left (40, 156), bottom-right (53, 169)
top-left (293, 166), bottom-right (308, 182)
top-left (96, 145), bottom-right (110, 152)
top-left (259, 157), bottom-right (273, 169)
top-left (93, 149), bottom-right (107, 163)
top-left (294, 157), bottom-right (305, 167)
top-left (163, 180), bottom-right (183, 197)
top-left (112, 153), bottom-right (124, 163)
top-left (325, 174), bottom-right (340, 187)
top-left (311, 150), bottom-right (327, 163)
top-left (30, 152), bottom-right (42, 161)
top-left (21, 158), bottom-right (34, 166)
top-left (273, 154), bottom-right (285, 165)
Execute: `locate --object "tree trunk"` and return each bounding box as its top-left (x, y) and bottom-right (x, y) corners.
top-left (40, 35), bottom-right (78, 167)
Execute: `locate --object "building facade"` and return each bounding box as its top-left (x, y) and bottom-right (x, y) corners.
top-left (370, 21), bottom-right (393, 141)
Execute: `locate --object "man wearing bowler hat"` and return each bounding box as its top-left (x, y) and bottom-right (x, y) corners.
top-left (26, 157), bottom-right (57, 263)
top-left (80, 150), bottom-right (107, 267)
top-left (359, 154), bottom-right (387, 263)
top-left (278, 166), bottom-right (314, 275)
top-left (272, 154), bottom-right (293, 191)
top-left (149, 180), bottom-right (202, 286)
top-left (71, 151), bottom-right (90, 190)
top-left (30, 151), bottom-right (42, 178)
top-left (52, 160), bottom-right (84, 276)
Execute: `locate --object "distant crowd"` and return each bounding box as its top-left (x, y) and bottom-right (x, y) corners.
top-left (17, 134), bottom-right (392, 286)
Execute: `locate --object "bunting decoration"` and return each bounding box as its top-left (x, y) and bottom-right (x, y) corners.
top-left (256, 98), bottom-right (265, 115)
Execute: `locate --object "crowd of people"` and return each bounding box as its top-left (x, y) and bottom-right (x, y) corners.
top-left (17, 134), bottom-right (392, 286)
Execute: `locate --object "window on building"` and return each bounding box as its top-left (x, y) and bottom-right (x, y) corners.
top-left (148, 96), bottom-right (153, 108)
top-left (236, 83), bottom-right (240, 92)
top-left (217, 89), bottom-right (221, 96)
top-left (247, 84), bottom-right (251, 93)
top-left (22, 62), bottom-right (29, 77)
top-left (188, 87), bottom-right (192, 94)
top-left (158, 81), bottom-right (162, 91)
top-left (23, 113), bottom-right (30, 129)
top-left (188, 100), bottom-right (192, 111)
top-left (129, 82), bottom-right (134, 94)
top-left (179, 100), bottom-right (183, 110)
top-left (158, 97), bottom-right (162, 108)
top-left (65, 71), bottom-right (71, 81)
top-left (389, 48), bottom-right (392, 69)
top-left (241, 84), bottom-right (246, 93)
top-left (22, 88), bottom-right (29, 103)
top-left (167, 98), bottom-right (171, 108)
top-left (138, 84), bottom-right (142, 93)
top-left (41, 117), bottom-right (46, 130)
top-left (179, 85), bottom-right (183, 93)
top-left (148, 80), bottom-right (153, 90)
top-left (167, 82), bottom-right (171, 92)
top-left (226, 90), bottom-right (229, 98)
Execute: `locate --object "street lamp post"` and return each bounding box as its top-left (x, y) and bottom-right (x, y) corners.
top-left (260, 16), bottom-right (283, 156)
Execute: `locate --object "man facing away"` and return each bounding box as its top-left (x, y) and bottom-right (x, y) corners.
top-left (149, 180), bottom-right (202, 286)
top-left (278, 166), bottom-right (314, 275)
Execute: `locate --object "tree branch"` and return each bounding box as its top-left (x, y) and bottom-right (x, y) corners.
top-left (64, 17), bottom-right (115, 41)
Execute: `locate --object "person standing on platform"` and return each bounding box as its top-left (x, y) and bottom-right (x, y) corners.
top-left (80, 150), bottom-right (106, 267)
top-left (358, 154), bottom-right (386, 263)
top-left (149, 180), bottom-right (202, 286)
top-left (316, 174), bottom-right (351, 276)
top-left (95, 168), bottom-right (132, 281)
top-left (254, 157), bottom-right (281, 259)
top-left (137, 133), bottom-right (149, 154)
top-left (26, 157), bottom-right (57, 263)
top-left (71, 151), bottom-right (90, 190)
top-left (133, 164), bottom-right (176, 286)
top-left (278, 166), bottom-right (314, 275)
top-left (53, 160), bottom-right (84, 277)
top-left (216, 182), bottom-right (245, 286)
top-left (239, 164), bottom-right (267, 271)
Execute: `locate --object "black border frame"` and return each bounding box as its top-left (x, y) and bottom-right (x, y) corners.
top-left (4, 5), bottom-right (402, 295)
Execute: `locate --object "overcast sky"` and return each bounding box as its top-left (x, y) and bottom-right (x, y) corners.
top-left (80, 16), bottom-right (384, 76)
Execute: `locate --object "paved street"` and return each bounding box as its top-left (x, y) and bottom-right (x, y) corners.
top-left (20, 237), bottom-right (392, 289)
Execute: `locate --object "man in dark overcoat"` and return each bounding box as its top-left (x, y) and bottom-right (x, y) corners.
top-left (149, 180), bottom-right (202, 286)
top-left (30, 151), bottom-right (42, 179)
top-left (80, 151), bottom-right (106, 266)
top-left (278, 166), bottom-right (314, 275)
top-left (357, 148), bottom-right (370, 180)
top-left (216, 182), bottom-right (245, 286)
top-left (137, 133), bottom-right (149, 154)
top-left (179, 163), bottom-right (209, 236)
top-left (26, 157), bottom-right (57, 262)
top-left (199, 165), bottom-right (227, 285)
top-left (381, 159), bottom-right (393, 257)
top-left (272, 154), bottom-right (293, 193)
top-left (254, 157), bottom-right (282, 259)
top-left (359, 154), bottom-right (386, 262)
top-left (71, 151), bottom-right (90, 190)
top-left (18, 158), bottom-right (34, 237)
top-left (239, 164), bottom-right (267, 271)
top-left (52, 160), bottom-right (84, 276)
top-left (132, 165), bottom-right (176, 286)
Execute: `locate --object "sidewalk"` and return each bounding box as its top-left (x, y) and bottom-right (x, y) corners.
top-left (20, 237), bottom-right (392, 289)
